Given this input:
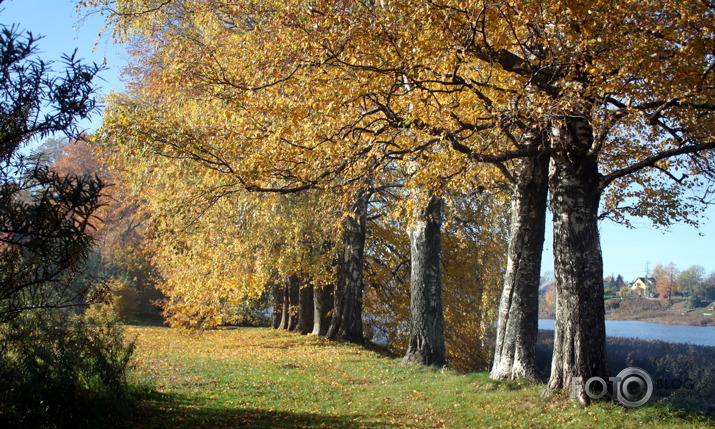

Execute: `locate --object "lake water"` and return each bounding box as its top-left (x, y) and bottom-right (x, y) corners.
top-left (538, 319), bottom-right (715, 347)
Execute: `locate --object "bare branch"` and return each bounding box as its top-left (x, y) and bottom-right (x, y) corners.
top-left (599, 141), bottom-right (715, 191)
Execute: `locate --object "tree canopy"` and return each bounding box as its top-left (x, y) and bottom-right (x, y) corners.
top-left (84, 0), bottom-right (715, 400)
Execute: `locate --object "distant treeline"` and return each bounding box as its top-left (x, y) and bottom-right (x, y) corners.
top-left (536, 331), bottom-right (715, 416)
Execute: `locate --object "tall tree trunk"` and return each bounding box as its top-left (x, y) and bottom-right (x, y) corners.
top-left (312, 284), bottom-right (333, 336)
top-left (278, 282), bottom-right (290, 330)
top-left (491, 135), bottom-right (549, 382)
top-left (327, 192), bottom-right (369, 343)
top-left (271, 283), bottom-right (283, 329)
top-left (287, 275), bottom-right (300, 332)
top-left (293, 283), bottom-right (314, 334)
top-left (544, 115), bottom-right (608, 404)
top-left (402, 193), bottom-right (446, 366)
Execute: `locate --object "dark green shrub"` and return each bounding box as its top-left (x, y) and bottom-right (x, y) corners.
top-left (0, 309), bottom-right (135, 428)
top-left (684, 295), bottom-right (703, 309)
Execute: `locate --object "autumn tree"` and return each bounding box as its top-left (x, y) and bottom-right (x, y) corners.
top-left (88, 0), bottom-right (385, 338)
top-left (246, 0), bottom-right (715, 386)
top-left (542, 285), bottom-right (557, 316)
top-left (44, 138), bottom-right (162, 322)
top-left (377, 1), bottom-right (715, 399)
top-left (440, 190), bottom-right (508, 371)
top-left (88, 0), bottom-right (715, 403)
top-left (654, 263), bottom-right (681, 301)
top-left (312, 280), bottom-right (334, 336)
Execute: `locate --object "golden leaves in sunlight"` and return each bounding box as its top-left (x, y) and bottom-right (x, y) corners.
top-left (92, 0), bottom-right (715, 365)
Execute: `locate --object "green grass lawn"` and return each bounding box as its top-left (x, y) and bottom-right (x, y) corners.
top-left (125, 326), bottom-right (713, 428)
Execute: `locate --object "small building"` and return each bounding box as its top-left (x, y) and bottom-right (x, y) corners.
top-left (630, 277), bottom-right (656, 297)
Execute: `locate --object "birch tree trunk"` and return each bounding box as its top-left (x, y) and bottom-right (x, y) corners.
top-left (544, 115), bottom-right (608, 404)
top-left (490, 145), bottom-right (549, 382)
top-left (402, 193), bottom-right (446, 366)
top-left (327, 192), bottom-right (370, 343)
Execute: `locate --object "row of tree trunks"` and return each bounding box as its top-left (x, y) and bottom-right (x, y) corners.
top-left (402, 193), bottom-right (446, 366)
top-left (273, 279), bottom-right (329, 335)
top-left (276, 277), bottom-right (301, 331)
top-left (269, 189), bottom-right (449, 370)
top-left (272, 193), bottom-right (369, 344)
top-left (490, 115), bottom-right (610, 405)
top-left (268, 131), bottom-right (608, 391)
top-left (491, 134), bottom-right (550, 382)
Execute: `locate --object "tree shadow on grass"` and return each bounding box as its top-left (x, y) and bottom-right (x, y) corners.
top-left (364, 341), bottom-right (400, 359)
top-left (128, 391), bottom-right (393, 429)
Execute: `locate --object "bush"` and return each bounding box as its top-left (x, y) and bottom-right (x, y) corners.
top-left (536, 331), bottom-right (715, 416)
top-left (685, 295), bottom-right (704, 309)
top-left (0, 309), bottom-right (135, 428)
top-left (222, 300), bottom-right (271, 327)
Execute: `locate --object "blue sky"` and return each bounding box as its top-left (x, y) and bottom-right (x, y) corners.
top-left (3, 1), bottom-right (713, 282)
top-left (1, 0), bottom-right (126, 133)
top-left (541, 210), bottom-right (715, 281)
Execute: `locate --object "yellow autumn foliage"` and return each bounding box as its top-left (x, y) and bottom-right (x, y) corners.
top-left (88, 0), bottom-right (715, 371)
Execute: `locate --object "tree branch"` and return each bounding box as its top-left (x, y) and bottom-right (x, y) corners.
top-left (599, 141), bottom-right (715, 191)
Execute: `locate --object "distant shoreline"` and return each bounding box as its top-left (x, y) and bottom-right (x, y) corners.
top-left (540, 295), bottom-right (715, 327)
top-left (604, 310), bottom-right (715, 326)
top-left (539, 311), bottom-right (715, 326)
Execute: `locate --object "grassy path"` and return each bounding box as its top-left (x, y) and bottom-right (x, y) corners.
top-left (125, 326), bottom-right (712, 428)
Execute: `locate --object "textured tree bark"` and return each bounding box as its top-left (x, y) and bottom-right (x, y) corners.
top-left (491, 137), bottom-right (549, 382)
top-left (402, 194), bottom-right (446, 367)
top-left (271, 283), bottom-right (283, 329)
top-left (287, 275), bottom-right (300, 332)
top-left (544, 115), bottom-right (608, 404)
top-left (311, 284), bottom-right (333, 336)
top-left (327, 192), bottom-right (369, 343)
top-left (293, 283), bottom-right (314, 334)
